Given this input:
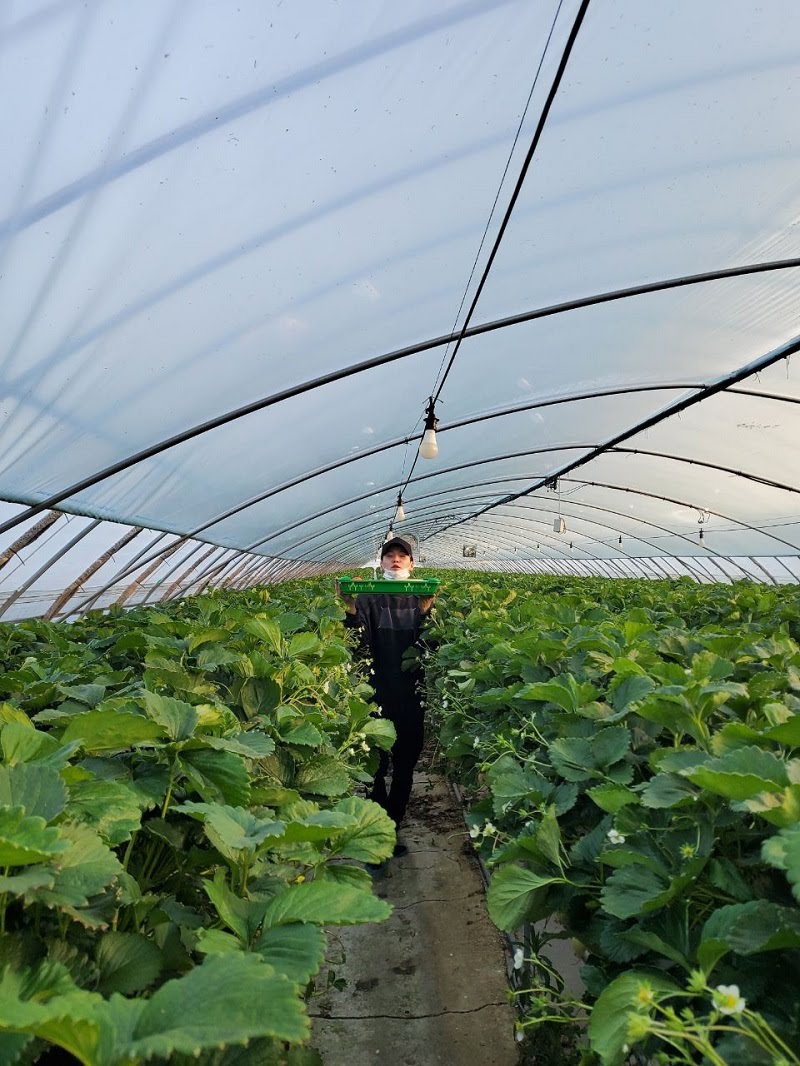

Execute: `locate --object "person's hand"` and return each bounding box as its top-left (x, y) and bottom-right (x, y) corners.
top-left (418, 594), bottom-right (436, 616)
top-left (334, 579), bottom-right (357, 615)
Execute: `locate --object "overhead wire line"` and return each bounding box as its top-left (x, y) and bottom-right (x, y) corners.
top-left (429, 330), bottom-right (800, 550)
top-left (430, 0), bottom-right (568, 398)
top-left (431, 0), bottom-right (591, 404)
top-left (391, 0), bottom-right (586, 547)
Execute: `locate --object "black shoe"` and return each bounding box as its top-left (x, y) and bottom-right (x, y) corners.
top-left (393, 843), bottom-right (409, 858)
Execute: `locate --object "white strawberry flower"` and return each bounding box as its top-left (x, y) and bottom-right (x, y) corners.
top-left (713, 985), bottom-right (745, 1015)
top-left (513, 947), bottom-right (525, 970)
top-left (607, 828), bottom-right (626, 845)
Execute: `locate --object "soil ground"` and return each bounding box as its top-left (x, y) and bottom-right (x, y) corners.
top-left (310, 770), bottom-right (521, 1066)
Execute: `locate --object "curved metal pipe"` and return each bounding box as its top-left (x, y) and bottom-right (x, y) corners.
top-left (2, 257), bottom-right (800, 539)
top-left (434, 331), bottom-right (800, 542)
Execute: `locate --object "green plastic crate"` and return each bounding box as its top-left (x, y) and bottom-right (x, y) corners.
top-left (338, 577), bottom-right (441, 596)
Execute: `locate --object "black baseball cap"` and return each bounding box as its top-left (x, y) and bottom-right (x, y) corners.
top-left (381, 536), bottom-right (414, 559)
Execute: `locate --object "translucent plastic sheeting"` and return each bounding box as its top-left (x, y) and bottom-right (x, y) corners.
top-left (0, 503), bottom-right (325, 622)
top-left (1, 0), bottom-right (799, 608)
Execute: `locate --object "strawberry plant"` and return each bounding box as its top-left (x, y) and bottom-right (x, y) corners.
top-left (0, 581), bottom-right (396, 1064)
top-left (425, 572), bottom-right (800, 1064)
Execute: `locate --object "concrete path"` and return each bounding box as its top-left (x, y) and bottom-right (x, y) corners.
top-left (310, 771), bottom-right (520, 1066)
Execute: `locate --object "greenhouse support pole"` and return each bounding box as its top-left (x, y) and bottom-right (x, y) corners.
top-left (46, 526), bottom-right (142, 620)
top-left (234, 558), bottom-right (278, 591)
top-left (746, 557), bottom-right (778, 586)
top-left (220, 553), bottom-right (273, 589)
top-left (643, 558), bottom-right (674, 581)
top-left (260, 558), bottom-right (295, 585)
top-left (774, 557), bottom-right (799, 582)
top-left (257, 560), bottom-right (291, 587)
top-left (186, 548), bottom-right (240, 593)
top-left (232, 556), bottom-right (271, 589)
top-left (243, 555), bottom-right (285, 587)
top-left (192, 550), bottom-right (242, 595)
top-left (230, 554), bottom-right (267, 587)
top-left (726, 558), bottom-right (752, 582)
top-left (700, 556), bottom-right (737, 584)
top-left (687, 557), bottom-right (715, 583)
top-left (214, 554), bottom-right (255, 591)
top-left (141, 541), bottom-right (207, 605)
top-left (713, 558), bottom-right (746, 583)
top-left (184, 559), bottom-right (243, 599)
top-left (81, 534), bottom-right (190, 608)
top-left (0, 511), bottom-right (62, 574)
top-left (149, 542), bottom-right (218, 603)
top-left (704, 557), bottom-right (732, 583)
top-left (202, 550), bottom-right (257, 594)
top-left (117, 541), bottom-right (185, 606)
top-left (205, 551), bottom-right (250, 590)
top-left (75, 531), bottom-right (171, 614)
top-left (173, 546), bottom-right (238, 600)
top-left (192, 550), bottom-right (242, 591)
top-left (0, 519), bottom-right (102, 620)
top-left (160, 544), bottom-right (221, 602)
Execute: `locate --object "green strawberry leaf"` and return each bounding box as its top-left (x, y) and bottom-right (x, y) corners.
top-left (96, 932), bottom-right (163, 995)
top-left (261, 882), bottom-right (391, 928)
top-left (487, 865), bottom-right (562, 931)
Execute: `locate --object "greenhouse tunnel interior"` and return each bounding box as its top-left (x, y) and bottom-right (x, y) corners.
top-left (1, 0), bottom-right (800, 622)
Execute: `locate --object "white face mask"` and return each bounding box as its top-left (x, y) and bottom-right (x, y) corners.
top-left (383, 568), bottom-right (412, 580)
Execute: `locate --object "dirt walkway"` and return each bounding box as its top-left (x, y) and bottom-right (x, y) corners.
top-left (310, 771), bottom-right (520, 1066)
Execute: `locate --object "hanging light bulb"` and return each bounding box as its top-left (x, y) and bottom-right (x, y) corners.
top-left (699, 529), bottom-right (704, 543)
top-left (551, 477), bottom-right (565, 532)
top-left (618, 535), bottom-right (623, 546)
top-left (395, 493), bottom-right (405, 522)
top-left (419, 397), bottom-right (439, 459)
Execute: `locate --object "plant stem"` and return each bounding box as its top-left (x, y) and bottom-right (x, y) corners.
top-left (122, 830), bottom-right (138, 871)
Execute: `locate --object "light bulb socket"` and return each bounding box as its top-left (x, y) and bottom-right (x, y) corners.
top-left (419, 397), bottom-right (439, 459)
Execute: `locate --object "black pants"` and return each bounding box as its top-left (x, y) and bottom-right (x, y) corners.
top-left (370, 706), bottom-right (424, 826)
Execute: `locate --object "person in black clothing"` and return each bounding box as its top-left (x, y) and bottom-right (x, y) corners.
top-left (338, 537), bottom-right (435, 842)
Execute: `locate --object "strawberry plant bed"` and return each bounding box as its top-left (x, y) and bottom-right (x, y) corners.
top-left (0, 581), bottom-right (399, 1064)
top-left (424, 571), bottom-right (800, 1064)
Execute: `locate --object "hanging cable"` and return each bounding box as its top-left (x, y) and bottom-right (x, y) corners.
top-left (431, 0), bottom-right (591, 403)
top-left (429, 330), bottom-right (800, 546)
top-left (430, 0), bottom-right (567, 396)
top-left (389, 0), bottom-right (587, 536)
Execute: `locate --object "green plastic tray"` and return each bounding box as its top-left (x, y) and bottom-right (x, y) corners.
top-left (338, 577), bottom-right (440, 596)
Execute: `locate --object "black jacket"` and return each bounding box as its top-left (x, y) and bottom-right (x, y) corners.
top-left (345, 593), bottom-right (425, 716)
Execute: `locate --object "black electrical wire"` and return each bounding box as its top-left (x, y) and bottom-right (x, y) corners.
top-left (432, 330), bottom-right (800, 543)
top-left (430, 0), bottom-right (568, 397)
top-left (395, 0), bottom-right (590, 512)
top-left (305, 470), bottom-right (800, 563)
top-left (432, 0), bottom-right (591, 403)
